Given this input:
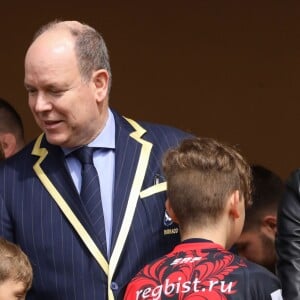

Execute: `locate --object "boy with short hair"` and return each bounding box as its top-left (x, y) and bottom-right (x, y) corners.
top-left (236, 164), bottom-right (284, 273)
top-left (125, 137), bottom-right (282, 299)
top-left (0, 238), bottom-right (33, 300)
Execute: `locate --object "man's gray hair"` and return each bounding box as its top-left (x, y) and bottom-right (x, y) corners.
top-left (32, 20), bottom-right (112, 91)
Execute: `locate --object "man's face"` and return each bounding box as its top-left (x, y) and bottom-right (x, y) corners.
top-left (236, 229), bottom-right (276, 273)
top-left (0, 279), bottom-right (27, 300)
top-left (24, 29), bottom-right (108, 148)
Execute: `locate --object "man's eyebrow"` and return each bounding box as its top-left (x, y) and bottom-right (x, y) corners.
top-left (24, 82), bottom-right (34, 89)
top-left (24, 82), bottom-right (64, 90)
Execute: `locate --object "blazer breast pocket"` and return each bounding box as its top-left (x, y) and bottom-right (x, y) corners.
top-left (140, 182), bottom-right (167, 199)
top-left (138, 180), bottom-right (180, 244)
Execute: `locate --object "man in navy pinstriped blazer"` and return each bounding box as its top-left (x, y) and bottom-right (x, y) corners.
top-left (0, 20), bottom-right (192, 299)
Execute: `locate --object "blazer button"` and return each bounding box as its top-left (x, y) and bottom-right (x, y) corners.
top-left (111, 281), bottom-right (119, 290)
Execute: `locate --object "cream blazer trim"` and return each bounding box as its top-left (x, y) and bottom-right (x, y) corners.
top-left (32, 134), bottom-right (109, 275)
top-left (107, 117), bottom-right (152, 298)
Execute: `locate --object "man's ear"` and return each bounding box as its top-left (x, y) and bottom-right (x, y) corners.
top-left (1, 133), bottom-right (17, 158)
top-left (229, 190), bottom-right (242, 219)
top-left (165, 199), bottom-right (179, 224)
top-left (262, 215), bottom-right (277, 236)
top-left (92, 69), bottom-right (110, 103)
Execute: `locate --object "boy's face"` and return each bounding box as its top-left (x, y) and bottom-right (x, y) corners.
top-left (0, 279), bottom-right (27, 300)
top-left (236, 227), bottom-right (276, 273)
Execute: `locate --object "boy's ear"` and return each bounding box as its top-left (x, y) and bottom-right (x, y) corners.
top-left (262, 215), bottom-right (277, 236)
top-left (229, 190), bottom-right (242, 219)
top-left (0, 133), bottom-right (17, 158)
top-left (165, 199), bottom-right (179, 223)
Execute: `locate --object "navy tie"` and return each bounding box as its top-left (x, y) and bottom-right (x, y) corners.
top-left (73, 146), bottom-right (107, 252)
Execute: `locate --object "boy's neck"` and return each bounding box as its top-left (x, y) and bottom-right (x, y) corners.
top-left (181, 228), bottom-right (227, 249)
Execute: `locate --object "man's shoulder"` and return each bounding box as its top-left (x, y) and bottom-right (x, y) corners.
top-left (140, 120), bottom-right (191, 136)
top-left (113, 110), bottom-right (193, 137)
top-left (138, 121), bottom-right (193, 154)
top-left (245, 260), bottom-right (282, 295)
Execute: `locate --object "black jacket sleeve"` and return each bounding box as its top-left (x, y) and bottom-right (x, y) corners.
top-left (276, 169), bottom-right (300, 300)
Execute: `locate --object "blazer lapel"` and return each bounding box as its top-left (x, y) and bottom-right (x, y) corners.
top-left (110, 116), bottom-right (142, 248)
top-left (31, 134), bottom-right (109, 275)
top-left (109, 113), bottom-right (152, 290)
top-left (38, 139), bottom-right (80, 211)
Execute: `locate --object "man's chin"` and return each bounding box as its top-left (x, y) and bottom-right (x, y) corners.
top-left (45, 133), bottom-right (68, 147)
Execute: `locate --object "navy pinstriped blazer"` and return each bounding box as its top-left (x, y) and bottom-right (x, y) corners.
top-left (0, 110), bottom-right (191, 300)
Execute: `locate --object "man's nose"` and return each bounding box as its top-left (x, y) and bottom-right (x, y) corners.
top-left (34, 93), bottom-right (52, 112)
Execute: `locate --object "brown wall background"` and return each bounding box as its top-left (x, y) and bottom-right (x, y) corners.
top-left (1, 1), bottom-right (300, 179)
